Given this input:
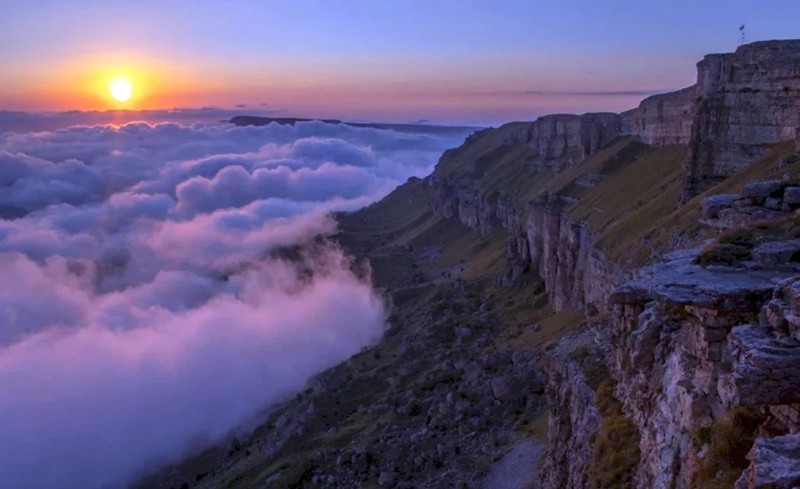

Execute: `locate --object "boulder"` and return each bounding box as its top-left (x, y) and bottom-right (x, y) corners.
top-left (491, 375), bottom-right (524, 401)
top-left (736, 435), bottom-right (800, 488)
top-left (701, 194), bottom-right (739, 220)
top-left (751, 240), bottom-right (800, 266)
top-left (463, 361), bottom-right (482, 383)
top-left (784, 186), bottom-right (800, 206)
top-left (722, 325), bottom-right (800, 406)
top-left (742, 179), bottom-right (785, 199)
top-left (765, 197), bottom-right (783, 210)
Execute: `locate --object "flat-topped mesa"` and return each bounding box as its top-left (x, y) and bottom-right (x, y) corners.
top-left (680, 40), bottom-right (800, 201)
top-left (524, 113), bottom-right (623, 171)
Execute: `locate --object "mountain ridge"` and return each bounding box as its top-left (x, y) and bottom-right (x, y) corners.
top-left (137, 39), bottom-right (800, 489)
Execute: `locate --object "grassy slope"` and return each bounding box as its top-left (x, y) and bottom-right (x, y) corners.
top-left (136, 122), bottom-right (797, 489)
top-left (613, 140), bottom-right (798, 266)
top-left (435, 121), bottom-right (797, 269)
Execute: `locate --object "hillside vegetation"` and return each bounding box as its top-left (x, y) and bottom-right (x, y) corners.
top-left (136, 120), bottom-right (798, 489)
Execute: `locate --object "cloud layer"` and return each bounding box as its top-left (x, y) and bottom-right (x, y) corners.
top-left (0, 119), bottom-right (468, 488)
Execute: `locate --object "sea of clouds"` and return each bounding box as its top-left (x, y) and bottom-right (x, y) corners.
top-left (0, 118), bottom-right (470, 488)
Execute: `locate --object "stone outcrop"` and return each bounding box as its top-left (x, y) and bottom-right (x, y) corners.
top-left (736, 435), bottom-right (800, 489)
top-left (524, 113), bottom-right (623, 171)
top-left (608, 247), bottom-right (800, 488)
top-left (680, 41), bottom-right (800, 201)
top-left (700, 178), bottom-right (800, 229)
top-left (430, 178), bottom-right (627, 314)
top-left (622, 86), bottom-right (697, 146)
top-left (540, 329), bottom-right (602, 489)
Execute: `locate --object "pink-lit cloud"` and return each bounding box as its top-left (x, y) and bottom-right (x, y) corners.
top-left (0, 119), bottom-right (470, 488)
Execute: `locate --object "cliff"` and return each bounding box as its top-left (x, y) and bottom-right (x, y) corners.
top-left (681, 41), bottom-right (800, 201)
top-left (522, 113), bottom-right (624, 170)
top-left (414, 41), bottom-right (800, 489)
top-left (608, 229), bottom-right (800, 488)
top-left (618, 40), bottom-right (800, 202)
top-left (136, 40), bottom-right (800, 489)
top-left (622, 86), bottom-right (697, 146)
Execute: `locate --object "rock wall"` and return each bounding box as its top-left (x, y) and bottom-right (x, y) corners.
top-left (523, 195), bottom-right (625, 312)
top-left (429, 178), bottom-right (627, 314)
top-left (623, 86), bottom-right (698, 146)
top-left (680, 41), bottom-right (800, 201)
top-left (540, 329), bottom-right (602, 489)
top-left (619, 41), bottom-right (800, 201)
top-left (606, 237), bottom-right (800, 488)
top-left (524, 113), bottom-right (623, 171)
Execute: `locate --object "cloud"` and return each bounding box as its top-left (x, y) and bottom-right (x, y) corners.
top-left (454, 88), bottom-right (671, 98)
top-left (0, 108), bottom-right (282, 133)
top-left (0, 249), bottom-right (384, 489)
top-left (0, 118), bottom-right (471, 488)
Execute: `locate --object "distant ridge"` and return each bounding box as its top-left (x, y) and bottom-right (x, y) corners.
top-left (228, 115), bottom-right (481, 135)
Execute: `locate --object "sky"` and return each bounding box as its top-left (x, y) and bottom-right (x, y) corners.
top-left (1, 0), bottom-right (799, 124)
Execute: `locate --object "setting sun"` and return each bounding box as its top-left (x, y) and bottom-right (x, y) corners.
top-left (109, 78), bottom-right (133, 102)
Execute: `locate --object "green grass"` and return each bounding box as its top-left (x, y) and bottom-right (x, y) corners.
top-left (570, 144), bottom-right (686, 265)
top-left (433, 122), bottom-right (534, 179)
top-left (694, 407), bottom-right (765, 489)
top-left (695, 214), bottom-right (800, 266)
top-left (589, 412), bottom-right (640, 489)
top-left (502, 308), bottom-right (584, 350)
top-left (517, 410), bottom-right (550, 443)
top-left (588, 378), bottom-right (641, 489)
top-left (594, 140), bottom-right (797, 268)
top-left (434, 225), bottom-right (509, 281)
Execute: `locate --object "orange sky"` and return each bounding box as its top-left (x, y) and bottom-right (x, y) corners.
top-left (4, 1), bottom-right (799, 124)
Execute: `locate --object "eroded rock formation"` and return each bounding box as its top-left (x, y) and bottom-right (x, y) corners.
top-left (681, 41), bottom-right (800, 200)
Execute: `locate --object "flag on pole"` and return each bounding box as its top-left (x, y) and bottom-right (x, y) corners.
top-left (739, 24), bottom-right (745, 31)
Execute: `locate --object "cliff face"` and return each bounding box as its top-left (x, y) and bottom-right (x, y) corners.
top-left (522, 196), bottom-right (625, 312)
top-left (430, 178), bottom-right (627, 314)
top-left (623, 86), bottom-right (697, 146)
top-left (619, 40), bottom-right (800, 201)
top-left (606, 248), bottom-right (800, 488)
top-left (540, 329), bottom-right (603, 489)
top-left (421, 40), bottom-right (800, 489)
top-left (609, 251), bottom-right (798, 488)
top-left (524, 113), bottom-right (623, 171)
top-left (597, 175), bottom-right (800, 488)
top-left (680, 41), bottom-right (800, 200)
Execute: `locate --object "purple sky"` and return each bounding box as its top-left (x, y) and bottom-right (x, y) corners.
top-left (2, 0), bottom-right (799, 124)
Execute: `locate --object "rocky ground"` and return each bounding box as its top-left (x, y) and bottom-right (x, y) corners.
top-left (136, 181), bottom-right (558, 489)
top-left (136, 39), bottom-right (800, 489)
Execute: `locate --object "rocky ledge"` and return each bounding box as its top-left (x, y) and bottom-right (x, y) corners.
top-left (590, 228), bottom-right (800, 488)
top-left (701, 175), bottom-right (800, 229)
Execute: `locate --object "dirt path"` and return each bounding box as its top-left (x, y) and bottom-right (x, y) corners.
top-left (481, 440), bottom-right (546, 489)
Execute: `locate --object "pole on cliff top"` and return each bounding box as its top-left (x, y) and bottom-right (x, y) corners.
top-left (739, 24), bottom-right (746, 46)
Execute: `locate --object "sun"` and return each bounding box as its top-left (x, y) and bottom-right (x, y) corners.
top-left (109, 78), bottom-right (133, 103)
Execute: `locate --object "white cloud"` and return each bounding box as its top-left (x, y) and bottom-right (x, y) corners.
top-left (0, 119), bottom-right (470, 488)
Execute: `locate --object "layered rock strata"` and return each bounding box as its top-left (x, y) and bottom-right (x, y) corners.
top-left (608, 247), bottom-right (800, 488)
top-left (681, 41), bottom-right (800, 200)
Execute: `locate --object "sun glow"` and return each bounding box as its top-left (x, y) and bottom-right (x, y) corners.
top-left (109, 78), bottom-right (133, 102)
